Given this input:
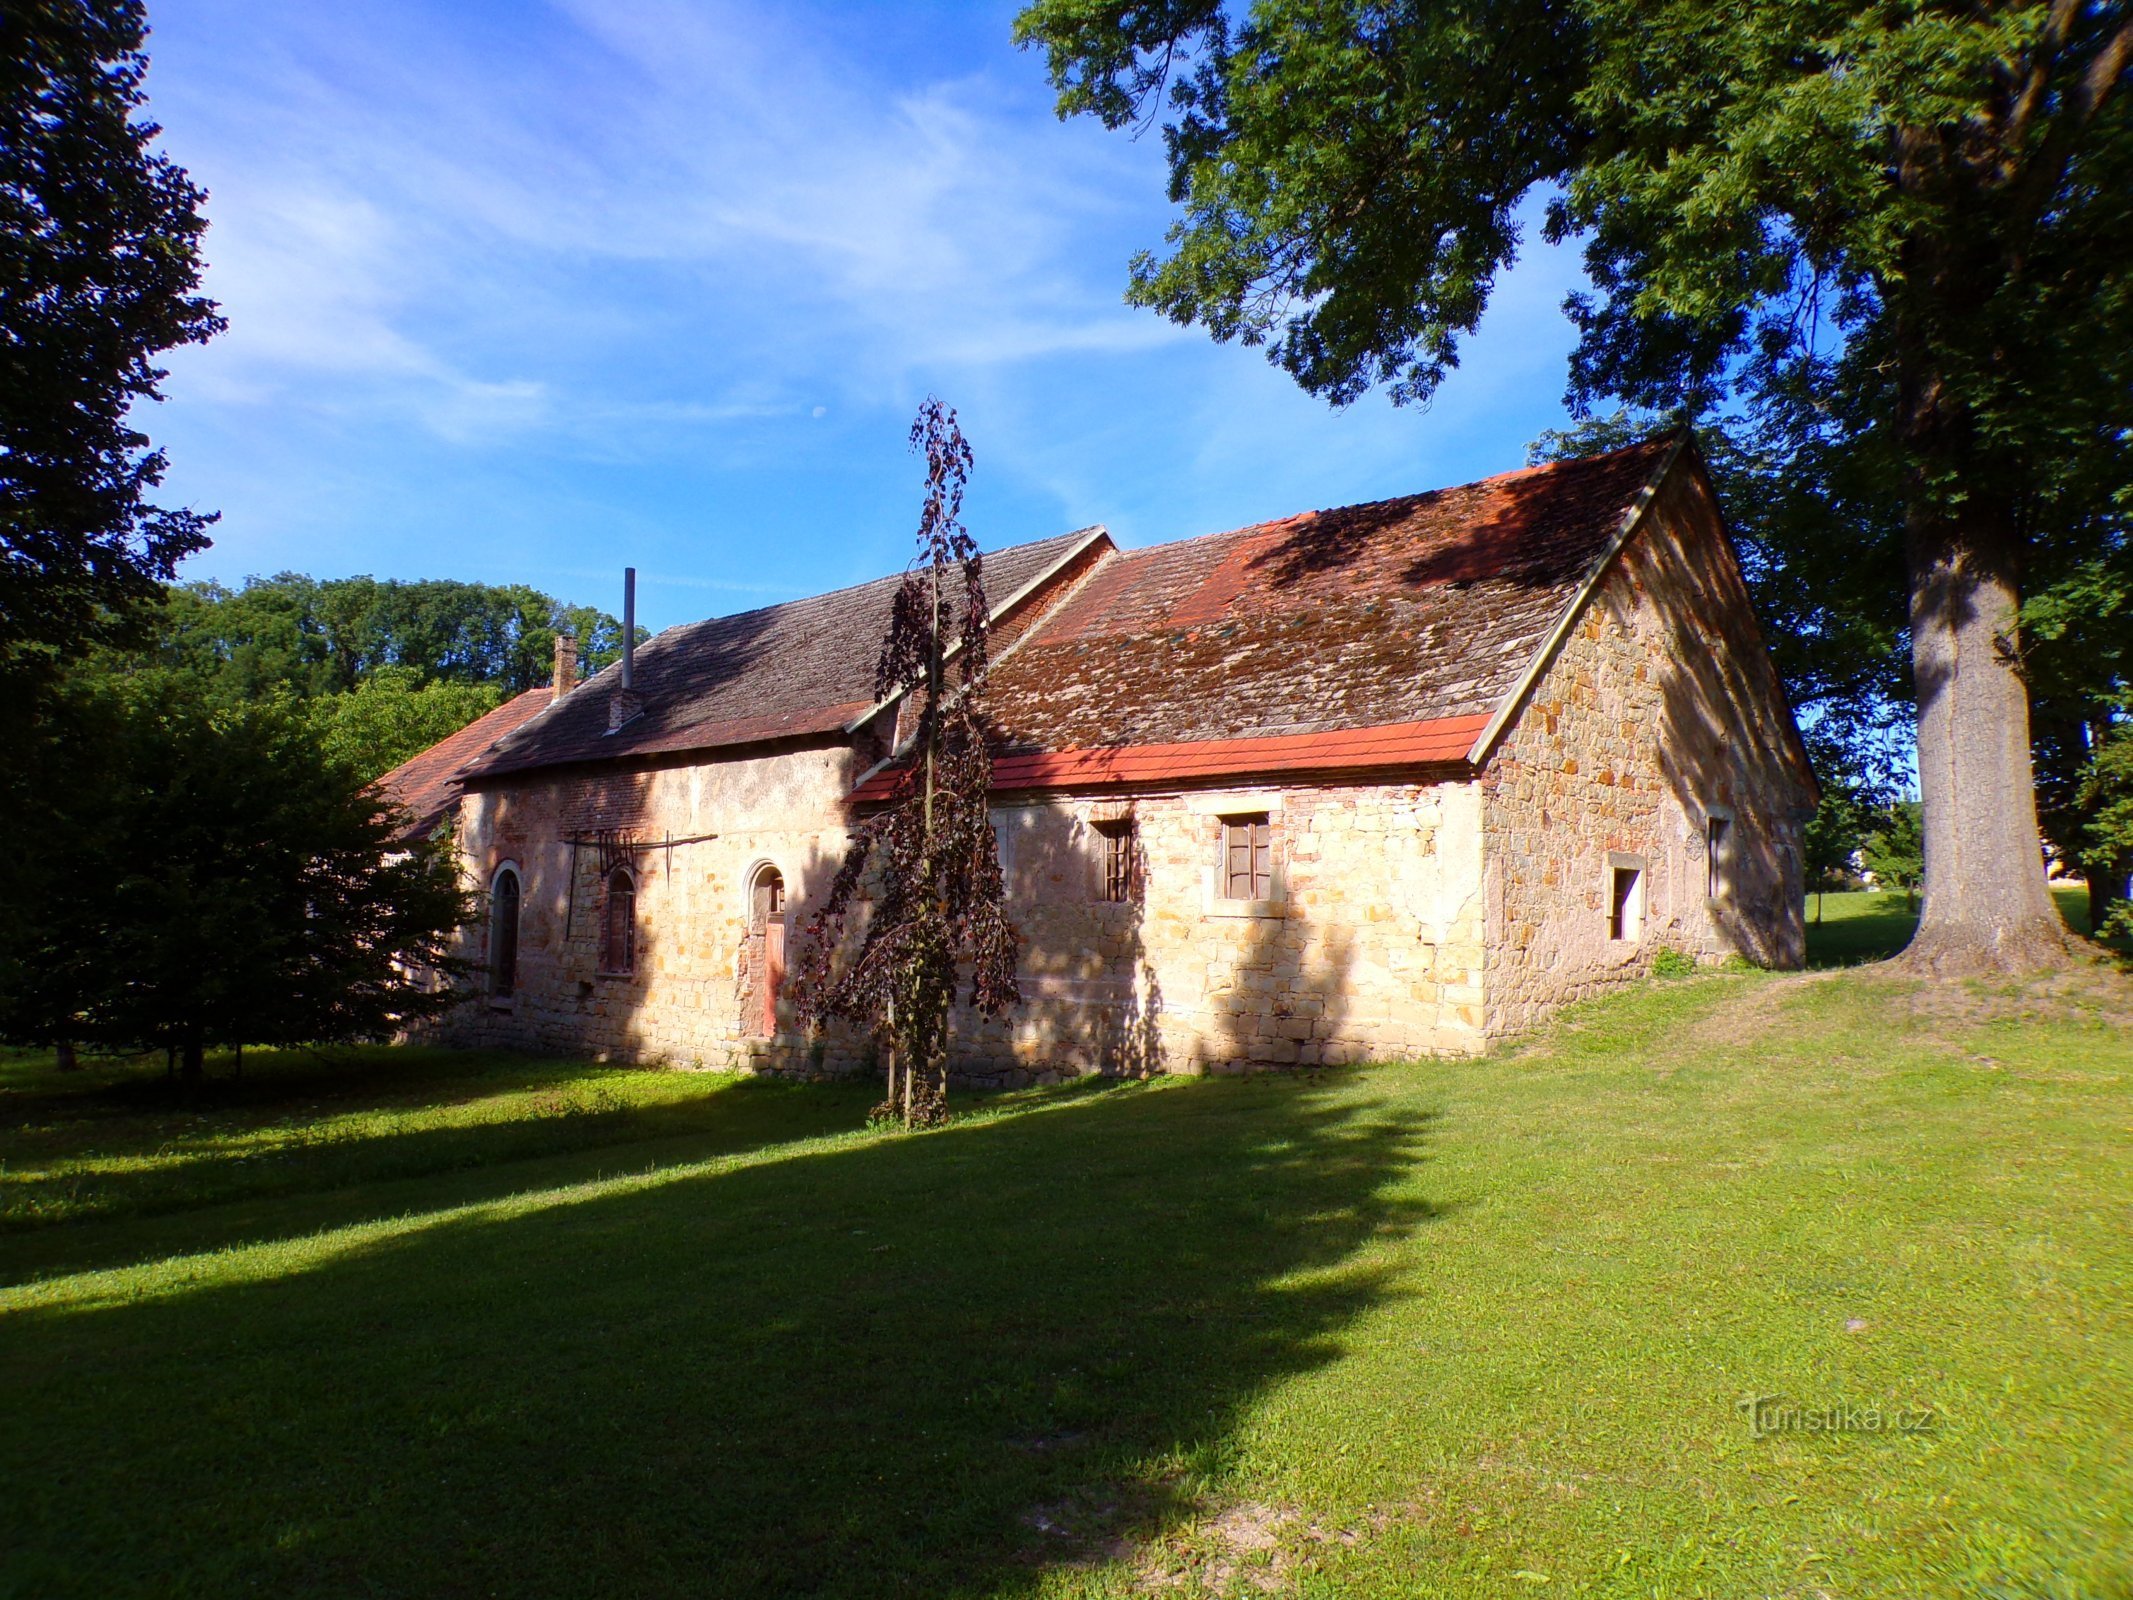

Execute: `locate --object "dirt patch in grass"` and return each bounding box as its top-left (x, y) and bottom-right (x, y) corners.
top-left (1125, 1499), bottom-right (1397, 1595)
top-left (1679, 970), bottom-right (1841, 1055)
top-left (1876, 962), bottom-right (2133, 1033)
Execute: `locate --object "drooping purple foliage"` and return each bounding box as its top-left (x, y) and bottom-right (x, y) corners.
top-left (792, 399), bottom-right (1020, 1125)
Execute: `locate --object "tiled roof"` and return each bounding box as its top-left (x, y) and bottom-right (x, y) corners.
top-left (974, 440), bottom-right (1677, 771)
top-left (852, 714), bottom-right (1493, 802)
top-left (466, 528), bottom-right (1103, 779)
top-left (375, 686), bottom-right (555, 841)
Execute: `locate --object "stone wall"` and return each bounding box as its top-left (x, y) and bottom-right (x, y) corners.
top-left (1480, 463), bottom-right (1813, 1036)
top-left (430, 750), bottom-right (1491, 1076)
top-left (947, 780), bottom-right (1489, 1082)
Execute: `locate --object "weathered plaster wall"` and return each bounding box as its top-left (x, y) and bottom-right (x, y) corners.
top-left (434, 740), bottom-right (869, 1071)
top-left (1480, 467), bottom-right (1813, 1036)
top-left (947, 779), bottom-right (1488, 1082)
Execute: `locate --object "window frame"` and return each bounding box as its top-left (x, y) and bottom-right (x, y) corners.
top-left (600, 864), bottom-right (638, 977)
top-left (1220, 813), bottom-right (1273, 903)
top-left (1607, 853), bottom-right (1648, 944)
top-left (745, 863), bottom-right (787, 1038)
top-left (1094, 818), bottom-right (1139, 904)
top-left (1705, 809), bottom-right (1735, 902)
top-left (488, 864), bottom-right (522, 1000)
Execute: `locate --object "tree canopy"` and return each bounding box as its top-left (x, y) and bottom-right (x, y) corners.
top-left (150, 573), bottom-right (632, 702)
top-left (96, 573), bottom-right (636, 778)
top-left (1018, 0), bottom-right (2133, 972)
top-left (0, 672), bottom-right (471, 1077)
top-left (1, 0), bottom-right (222, 666)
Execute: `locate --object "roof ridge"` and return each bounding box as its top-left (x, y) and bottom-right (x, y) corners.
top-left (1102, 436), bottom-right (1676, 560)
top-left (643, 525), bottom-right (1107, 647)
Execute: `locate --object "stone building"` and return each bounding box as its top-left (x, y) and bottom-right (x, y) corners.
top-left (396, 436), bottom-right (1815, 1077)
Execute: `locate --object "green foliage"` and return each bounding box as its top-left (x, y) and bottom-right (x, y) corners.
top-left (1, 0), bottom-right (222, 664)
top-left (309, 667), bottom-right (503, 781)
top-left (2076, 726), bottom-right (2133, 938)
top-left (1019, 0), bottom-right (2133, 953)
top-left (1650, 946), bottom-right (1697, 978)
top-left (1862, 801), bottom-right (1926, 908)
top-left (0, 672), bottom-right (473, 1075)
top-left (146, 573), bottom-right (632, 701)
top-left (1803, 787), bottom-right (1868, 898)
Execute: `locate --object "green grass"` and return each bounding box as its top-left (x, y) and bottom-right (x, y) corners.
top-left (1805, 885), bottom-right (2119, 967)
top-left (3, 971), bottom-right (2130, 1599)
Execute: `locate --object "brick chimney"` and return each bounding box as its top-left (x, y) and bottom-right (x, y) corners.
top-left (552, 631), bottom-right (577, 697)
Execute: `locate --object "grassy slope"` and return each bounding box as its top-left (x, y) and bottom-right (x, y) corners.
top-left (1, 962), bottom-right (2128, 1597)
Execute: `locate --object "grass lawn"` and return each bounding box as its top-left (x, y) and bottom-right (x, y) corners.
top-left (1804, 885), bottom-right (2117, 968)
top-left (3, 965), bottom-right (2130, 1598)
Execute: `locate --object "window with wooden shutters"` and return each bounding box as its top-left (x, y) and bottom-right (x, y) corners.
top-left (1095, 819), bottom-right (1137, 903)
top-left (1221, 814), bottom-right (1272, 901)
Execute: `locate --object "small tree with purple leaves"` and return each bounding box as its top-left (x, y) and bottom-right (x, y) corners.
top-left (793, 399), bottom-right (1019, 1126)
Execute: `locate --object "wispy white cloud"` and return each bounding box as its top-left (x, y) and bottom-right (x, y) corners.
top-left (156, 0), bottom-right (1174, 457)
top-left (145, 0), bottom-right (1591, 627)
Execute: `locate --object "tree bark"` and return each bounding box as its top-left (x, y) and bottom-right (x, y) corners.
top-left (1901, 503), bottom-right (2074, 973)
top-left (179, 1027), bottom-right (205, 1082)
top-left (54, 1040), bottom-right (79, 1071)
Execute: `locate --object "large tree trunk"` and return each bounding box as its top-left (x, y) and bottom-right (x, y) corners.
top-left (1902, 505), bottom-right (2073, 974)
top-left (179, 1026), bottom-right (205, 1083)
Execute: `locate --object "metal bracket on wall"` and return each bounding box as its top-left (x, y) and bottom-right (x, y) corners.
top-left (558, 828), bottom-right (719, 939)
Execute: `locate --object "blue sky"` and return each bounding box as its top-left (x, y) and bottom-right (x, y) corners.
top-left (145, 0), bottom-right (1594, 635)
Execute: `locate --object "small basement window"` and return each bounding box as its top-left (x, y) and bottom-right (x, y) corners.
top-left (1221, 814), bottom-right (1272, 902)
top-left (1608, 860), bottom-right (1646, 943)
top-left (1706, 813), bottom-right (1733, 900)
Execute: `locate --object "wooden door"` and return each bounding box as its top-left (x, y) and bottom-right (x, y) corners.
top-left (762, 919), bottom-right (785, 1037)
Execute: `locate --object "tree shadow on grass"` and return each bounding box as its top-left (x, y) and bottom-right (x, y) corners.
top-left (0, 1073), bottom-right (1440, 1599)
top-left (0, 1073), bottom-right (883, 1284)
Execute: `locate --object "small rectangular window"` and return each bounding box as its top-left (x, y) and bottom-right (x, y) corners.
top-left (1095, 819), bottom-right (1137, 903)
top-left (1706, 815), bottom-right (1732, 900)
top-left (1609, 863), bottom-right (1644, 942)
top-left (1222, 814), bottom-right (1272, 901)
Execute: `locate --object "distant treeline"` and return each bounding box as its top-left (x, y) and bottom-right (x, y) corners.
top-left (93, 575), bottom-right (637, 780)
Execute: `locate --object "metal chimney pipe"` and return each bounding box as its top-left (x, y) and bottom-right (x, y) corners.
top-left (621, 567), bottom-right (636, 690)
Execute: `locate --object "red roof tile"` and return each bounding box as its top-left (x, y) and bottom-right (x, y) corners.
top-left (851, 714), bottom-right (1493, 802)
top-left (375, 687), bottom-right (556, 841)
top-left (976, 440), bottom-right (1675, 759)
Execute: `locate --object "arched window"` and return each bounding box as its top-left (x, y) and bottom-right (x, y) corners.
top-left (490, 867), bottom-right (521, 997)
top-left (602, 867), bottom-right (637, 975)
top-left (751, 865), bottom-right (786, 928)
top-left (745, 865), bottom-right (787, 1037)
